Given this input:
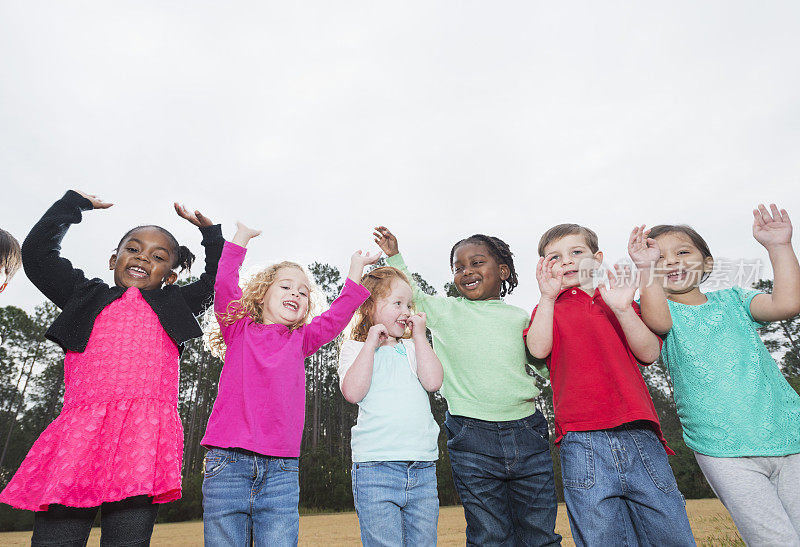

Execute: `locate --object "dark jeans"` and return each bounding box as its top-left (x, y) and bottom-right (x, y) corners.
top-left (31, 495), bottom-right (158, 547)
top-left (445, 411), bottom-right (561, 546)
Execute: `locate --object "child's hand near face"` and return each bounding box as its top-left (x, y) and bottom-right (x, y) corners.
top-left (753, 203), bottom-right (792, 249)
top-left (174, 203), bottom-right (213, 228)
top-left (365, 323), bottom-right (389, 348)
top-left (407, 312), bottom-right (427, 340)
top-left (75, 190), bottom-right (113, 210)
top-left (598, 264), bottom-right (638, 313)
top-left (373, 226), bottom-right (399, 257)
top-left (628, 225), bottom-right (660, 270)
top-left (536, 257), bottom-right (563, 302)
top-left (232, 222), bottom-right (262, 247)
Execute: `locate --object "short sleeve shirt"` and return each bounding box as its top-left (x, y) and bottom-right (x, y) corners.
top-left (338, 339), bottom-right (440, 462)
top-left (524, 287), bottom-right (670, 452)
top-left (662, 287), bottom-right (800, 457)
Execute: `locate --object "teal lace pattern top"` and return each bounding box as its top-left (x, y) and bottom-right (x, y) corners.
top-left (662, 287), bottom-right (800, 457)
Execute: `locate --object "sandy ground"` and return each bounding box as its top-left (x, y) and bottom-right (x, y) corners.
top-left (1, 498), bottom-right (742, 546)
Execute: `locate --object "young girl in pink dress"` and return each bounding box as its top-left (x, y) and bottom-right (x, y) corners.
top-left (0, 190), bottom-right (223, 546)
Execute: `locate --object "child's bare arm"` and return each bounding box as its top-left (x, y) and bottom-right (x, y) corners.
top-left (340, 326), bottom-right (387, 403)
top-left (408, 313), bottom-right (443, 392)
top-left (628, 225), bottom-right (672, 334)
top-left (526, 258), bottom-right (561, 359)
top-left (749, 204), bottom-right (800, 321)
top-left (601, 265), bottom-right (661, 363)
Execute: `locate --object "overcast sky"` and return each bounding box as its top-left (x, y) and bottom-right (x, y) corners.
top-left (2, 1), bottom-right (799, 313)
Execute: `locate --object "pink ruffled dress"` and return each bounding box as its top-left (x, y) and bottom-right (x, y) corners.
top-left (0, 287), bottom-right (183, 511)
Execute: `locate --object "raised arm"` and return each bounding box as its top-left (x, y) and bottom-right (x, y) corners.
top-left (628, 225), bottom-right (672, 335)
top-left (408, 312), bottom-right (443, 392)
top-left (525, 257), bottom-right (562, 359)
top-left (302, 252), bottom-right (373, 356)
top-left (22, 190), bottom-right (110, 309)
top-left (600, 265), bottom-right (661, 364)
top-left (375, 226), bottom-right (444, 318)
top-left (749, 204), bottom-right (800, 322)
top-left (173, 204), bottom-right (224, 314)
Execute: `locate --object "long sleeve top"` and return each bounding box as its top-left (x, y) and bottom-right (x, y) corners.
top-left (386, 253), bottom-right (547, 421)
top-left (22, 190), bottom-right (223, 353)
top-left (201, 242), bottom-right (370, 457)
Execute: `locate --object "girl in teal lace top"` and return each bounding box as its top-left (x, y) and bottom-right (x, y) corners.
top-left (634, 204), bottom-right (800, 545)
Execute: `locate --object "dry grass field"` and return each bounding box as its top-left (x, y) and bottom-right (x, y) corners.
top-left (0, 498), bottom-right (743, 546)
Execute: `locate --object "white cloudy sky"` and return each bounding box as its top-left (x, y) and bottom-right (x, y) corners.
top-left (2, 1), bottom-right (799, 312)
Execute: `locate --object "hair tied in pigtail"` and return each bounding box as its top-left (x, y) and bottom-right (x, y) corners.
top-left (177, 245), bottom-right (196, 273)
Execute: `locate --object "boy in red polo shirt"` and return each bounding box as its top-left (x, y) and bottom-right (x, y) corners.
top-left (524, 224), bottom-right (694, 547)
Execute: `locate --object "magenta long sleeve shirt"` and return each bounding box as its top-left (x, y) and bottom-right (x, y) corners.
top-left (201, 242), bottom-right (370, 457)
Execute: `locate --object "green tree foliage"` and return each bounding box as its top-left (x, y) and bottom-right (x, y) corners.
top-left (6, 272), bottom-right (799, 531)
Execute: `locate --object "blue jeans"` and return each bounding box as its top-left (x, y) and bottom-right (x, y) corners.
top-left (352, 461), bottom-right (439, 547)
top-left (202, 447), bottom-right (300, 547)
top-left (559, 425), bottom-right (696, 547)
top-left (445, 411), bottom-right (561, 546)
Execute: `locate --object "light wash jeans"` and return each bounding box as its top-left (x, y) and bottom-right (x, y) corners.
top-left (202, 447), bottom-right (300, 547)
top-left (352, 460), bottom-right (439, 547)
top-left (560, 425), bottom-right (695, 547)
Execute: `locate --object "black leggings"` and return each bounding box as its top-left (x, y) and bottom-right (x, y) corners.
top-left (31, 495), bottom-right (159, 547)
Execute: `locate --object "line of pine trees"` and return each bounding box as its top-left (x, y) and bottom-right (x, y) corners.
top-left (0, 274), bottom-right (798, 531)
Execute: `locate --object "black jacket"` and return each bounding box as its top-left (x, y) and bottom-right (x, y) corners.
top-left (22, 190), bottom-right (224, 354)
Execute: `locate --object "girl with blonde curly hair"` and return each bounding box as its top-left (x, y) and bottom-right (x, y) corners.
top-left (201, 221), bottom-right (379, 546)
top-left (338, 266), bottom-right (443, 547)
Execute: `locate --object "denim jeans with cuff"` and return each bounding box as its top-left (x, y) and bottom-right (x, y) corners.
top-left (202, 446), bottom-right (300, 547)
top-left (352, 460), bottom-right (439, 546)
top-left (445, 410), bottom-right (561, 546)
top-left (559, 425), bottom-right (695, 547)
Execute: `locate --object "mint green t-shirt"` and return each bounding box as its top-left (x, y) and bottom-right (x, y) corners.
top-left (338, 339), bottom-right (440, 462)
top-left (662, 286), bottom-right (800, 457)
top-left (386, 253), bottom-right (547, 422)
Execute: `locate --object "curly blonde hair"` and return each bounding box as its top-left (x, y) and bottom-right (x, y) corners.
top-left (350, 266), bottom-right (412, 343)
top-left (205, 261), bottom-right (315, 358)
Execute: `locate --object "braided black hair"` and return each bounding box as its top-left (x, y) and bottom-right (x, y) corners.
top-left (449, 234), bottom-right (518, 297)
top-left (116, 225), bottom-right (195, 273)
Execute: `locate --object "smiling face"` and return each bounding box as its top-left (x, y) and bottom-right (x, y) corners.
top-left (370, 278), bottom-right (413, 340)
top-left (260, 266), bottom-right (311, 326)
top-left (653, 232), bottom-right (713, 296)
top-left (542, 233), bottom-right (603, 292)
top-left (451, 242), bottom-right (509, 301)
top-left (110, 227), bottom-right (178, 290)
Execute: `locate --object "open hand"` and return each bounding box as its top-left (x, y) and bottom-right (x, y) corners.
top-left (536, 257), bottom-right (563, 301)
top-left (598, 263), bottom-right (638, 313)
top-left (232, 222), bottom-right (262, 247)
top-left (351, 250), bottom-right (382, 269)
top-left (407, 312), bottom-right (427, 337)
top-left (174, 203), bottom-right (213, 227)
top-left (366, 324), bottom-right (389, 347)
top-left (628, 225), bottom-right (661, 269)
top-left (75, 190), bottom-right (113, 209)
top-left (753, 203), bottom-right (792, 249)
top-left (373, 226), bottom-right (399, 257)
